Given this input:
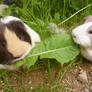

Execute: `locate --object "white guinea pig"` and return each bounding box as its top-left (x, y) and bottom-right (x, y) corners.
top-left (0, 16), bottom-right (40, 70)
top-left (72, 15), bottom-right (92, 61)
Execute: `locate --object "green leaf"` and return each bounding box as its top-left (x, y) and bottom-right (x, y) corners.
top-left (15, 34), bottom-right (80, 68)
top-left (40, 46), bottom-right (79, 64)
top-left (25, 56), bottom-right (38, 68)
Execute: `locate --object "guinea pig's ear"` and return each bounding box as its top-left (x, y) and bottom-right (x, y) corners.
top-left (83, 15), bottom-right (92, 23)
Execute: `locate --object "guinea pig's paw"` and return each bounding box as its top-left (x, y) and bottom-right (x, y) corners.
top-left (0, 64), bottom-right (19, 71)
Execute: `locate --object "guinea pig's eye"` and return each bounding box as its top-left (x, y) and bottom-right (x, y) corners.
top-left (1, 41), bottom-right (6, 47)
top-left (19, 33), bottom-right (25, 41)
top-left (88, 30), bottom-right (92, 34)
top-left (19, 35), bottom-right (22, 40)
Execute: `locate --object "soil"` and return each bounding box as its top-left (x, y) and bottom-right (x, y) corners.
top-left (61, 60), bottom-right (92, 92)
top-left (0, 60), bottom-right (92, 92)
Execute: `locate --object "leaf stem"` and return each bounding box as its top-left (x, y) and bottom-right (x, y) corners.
top-left (28, 46), bottom-right (74, 57)
top-left (58, 3), bottom-right (92, 26)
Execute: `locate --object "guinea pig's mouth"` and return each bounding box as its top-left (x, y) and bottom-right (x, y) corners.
top-left (13, 56), bottom-right (21, 59)
top-left (1, 44), bottom-right (32, 65)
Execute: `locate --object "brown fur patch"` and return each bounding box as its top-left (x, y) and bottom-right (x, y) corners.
top-left (4, 27), bottom-right (31, 57)
top-left (0, 22), bottom-right (14, 64)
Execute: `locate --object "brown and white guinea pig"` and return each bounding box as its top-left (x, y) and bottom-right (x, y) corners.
top-left (72, 15), bottom-right (92, 62)
top-left (0, 16), bottom-right (40, 70)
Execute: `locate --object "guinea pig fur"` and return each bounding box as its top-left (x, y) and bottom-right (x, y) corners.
top-left (72, 15), bottom-right (92, 62)
top-left (0, 16), bottom-right (40, 70)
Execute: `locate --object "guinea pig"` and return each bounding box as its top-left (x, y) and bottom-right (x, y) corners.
top-left (0, 16), bottom-right (40, 70)
top-left (72, 15), bottom-right (92, 61)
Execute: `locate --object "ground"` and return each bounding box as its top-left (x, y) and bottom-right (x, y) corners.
top-left (0, 0), bottom-right (91, 92)
top-left (0, 59), bottom-right (92, 92)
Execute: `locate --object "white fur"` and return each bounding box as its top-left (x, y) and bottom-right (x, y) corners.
top-left (1, 16), bottom-right (20, 24)
top-left (1, 16), bottom-right (40, 62)
top-left (72, 22), bottom-right (92, 61)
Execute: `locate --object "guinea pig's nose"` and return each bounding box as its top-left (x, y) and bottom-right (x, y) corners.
top-left (73, 35), bottom-right (76, 38)
top-left (72, 34), bottom-right (76, 38)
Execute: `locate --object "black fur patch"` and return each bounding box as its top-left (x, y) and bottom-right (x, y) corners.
top-left (6, 20), bottom-right (31, 44)
top-left (0, 22), bottom-right (14, 64)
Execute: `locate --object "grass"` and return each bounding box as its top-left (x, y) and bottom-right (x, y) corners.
top-left (0, 0), bottom-right (92, 92)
